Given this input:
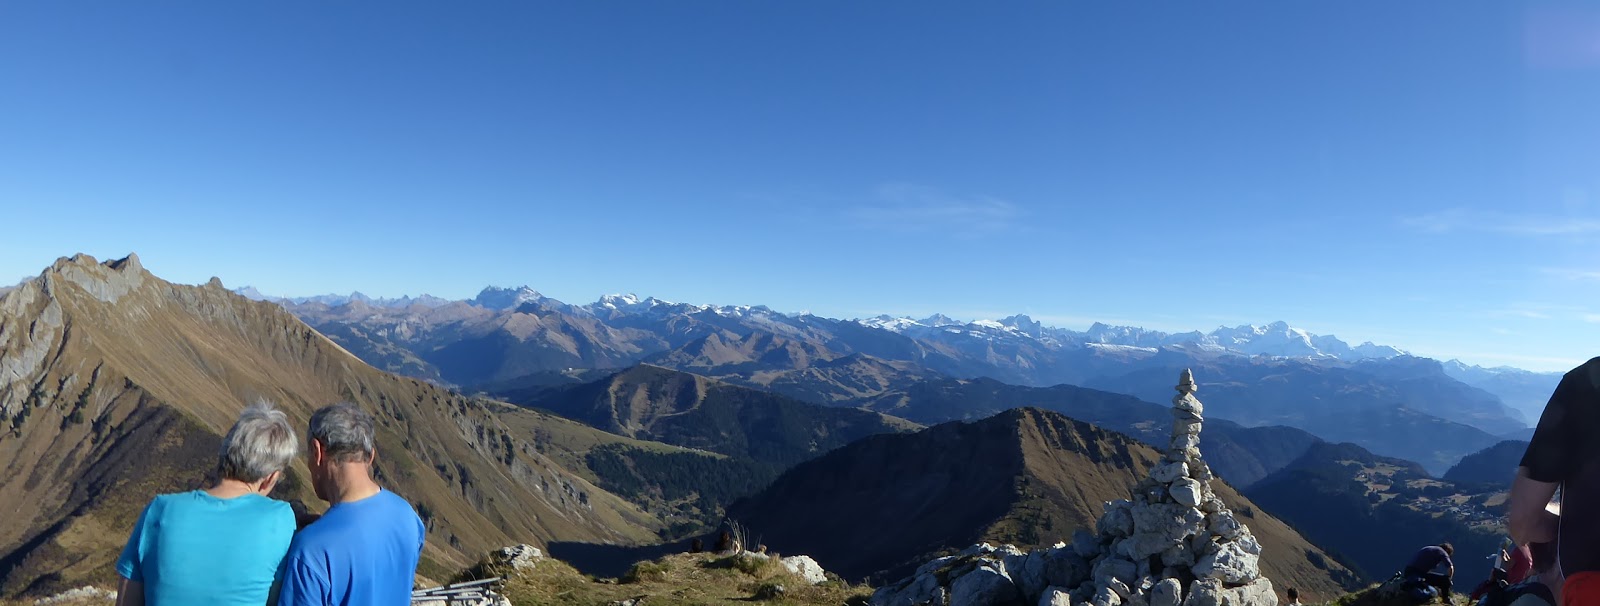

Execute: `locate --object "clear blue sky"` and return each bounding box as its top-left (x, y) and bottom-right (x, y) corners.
top-left (4, 1), bottom-right (1600, 371)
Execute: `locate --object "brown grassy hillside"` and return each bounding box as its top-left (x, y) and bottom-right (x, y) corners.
top-left (0, 254), bottom-right (662, 597)
top-left (725, 407), bottom-right (1360, 598)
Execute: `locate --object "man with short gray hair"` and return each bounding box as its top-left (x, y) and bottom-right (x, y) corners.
top-left (278, 403), bottom-right (424, 606)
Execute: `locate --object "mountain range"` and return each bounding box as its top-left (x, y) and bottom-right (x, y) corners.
top-left (0, 253), bottom-right (1520, 601)
top-left (0, 255), bottom-right (685, 596)
top-left (254, 285), bottom-right (1534, 472)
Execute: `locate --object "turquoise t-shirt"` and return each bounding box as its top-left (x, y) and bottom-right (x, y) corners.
top-left (116, 491), bottom-right (296, 606)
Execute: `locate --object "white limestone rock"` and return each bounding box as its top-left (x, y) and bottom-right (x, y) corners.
top-left (1192, 539), bottom-right (1261, 585)
top-left (1093, 585), bottom-right (1123, 606)
top-left (1093, 557), bottom-right (1138, 588)
top-left (1151, 461), bottom-right (1189, 484)
top-left (493, 544), bottom-right (544, 571)
top-left (780, 555), bottom-right (828, 585)
top-left (1208, 511), bottom-right (1243, 540)
top-left (1040, 586), bottom-right (1074, 606)
top-left (1149, 578), bottom-right (1183, 606)
top-left (1170, 479), bottom-right (1203, 508)
top-left (1100, 507), bottom-right (1135, 538)
top-left (950, 562), bottom-right (1019, 606)
top-left (871, 570), bottom-right (942, 606)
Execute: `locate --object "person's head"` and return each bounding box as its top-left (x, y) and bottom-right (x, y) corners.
top-left (1286, 588), bottom-right (1299, 603)
top-left (306, 402), bottom-right (377, 501)
top-left (1440, 542), bottom-right (1455, 557)
top-left (217, 401), bottom-right (298, 494)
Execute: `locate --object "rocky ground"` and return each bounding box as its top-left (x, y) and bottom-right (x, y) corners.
top-left (455, 545), bottom-right (871, 606)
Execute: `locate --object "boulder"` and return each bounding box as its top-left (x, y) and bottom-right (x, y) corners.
top-left (1183, 579), bottom-right (1223, 606)
top-left (872, 571), bottom-right (941, 606)
top-left (1100, 507), bottom-right (1135, 538)
top-left (950, 562), bottom-right (1019, 606)
top-left (1204, 512), bottom-right (1234, 536)
top-left (1093, 557), bottom-right (1137, 588)
top-left (1149, 578), bottom-right (1182, 606)
top-left (1040, 586), bottom-right (1074, 606)
top-left (1192, 540), bottom-right (1261, 585)
top-left (1151, 462), bottom-right (1189, 484)
top-left (1073, 529), bottom-right (1102, 558)
top-left (1118, 533), bottom-right (1173, 561)
top-left (1092, 585), bottom-right (1123, 606)
top-left (780, 555), bottom-right (828, 585)
top-left (1170, 479), bottom-right (1203, 508)
top-left (1160, 544), bottom-right (1196, 569)
top-left (1221, 577), bottom-right (1278, 606)
top-left (1006, 551), bottom-right (1046, 600)
top-left (493, 544), bottom-right (543, 571)
top-left (1041, 549), bottom-right (1092, 589)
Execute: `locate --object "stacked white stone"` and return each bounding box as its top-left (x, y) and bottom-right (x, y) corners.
top-left (1057, 369), bottom-right (1275, 606)
top-left (870, 370), bottom-right (1277, 606)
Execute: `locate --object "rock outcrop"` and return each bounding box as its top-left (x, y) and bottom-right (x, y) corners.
top-left (493, 544), bottom-right (544, 572)
top-left (872, 370), bottom-right (1277, 606)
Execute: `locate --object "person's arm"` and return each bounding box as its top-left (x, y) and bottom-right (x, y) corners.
top-left (1511, 467), bottom-right (1561, 545)
top-left (113, 500), bottom-right (155, 606)
top-left (276, 555), bottom-right (328, 606)
top-left (114, 578), bottom-right (144, 606)
top-left (1511, 364), bottom-right (1587, 545)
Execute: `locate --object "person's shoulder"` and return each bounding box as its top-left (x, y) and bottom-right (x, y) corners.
top-left (377, 489), bottom-right (419, 515)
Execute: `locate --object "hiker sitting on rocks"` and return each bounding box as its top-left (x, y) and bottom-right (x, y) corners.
top-left (1404, 542), bottom-right (1456, 601)
top-left (114, 402), bottom-right (299, 606)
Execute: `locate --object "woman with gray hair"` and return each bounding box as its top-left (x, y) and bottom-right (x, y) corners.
top-left (114, 401), bottom-right (300, 606)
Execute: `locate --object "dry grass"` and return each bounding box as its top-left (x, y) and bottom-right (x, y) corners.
top-left (1323, 582), bottom-right (1476, 606)
top-left (469, 552), bottom-right (871, 606)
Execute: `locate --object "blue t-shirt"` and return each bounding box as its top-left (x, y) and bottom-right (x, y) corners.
top-left (278, 489), bottom-right (425, 606)
top-left (115, 491), bottom-right (296, 606)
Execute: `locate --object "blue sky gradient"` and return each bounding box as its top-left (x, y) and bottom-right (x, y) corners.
top-left (4, 2), bottom-right (1600, 370)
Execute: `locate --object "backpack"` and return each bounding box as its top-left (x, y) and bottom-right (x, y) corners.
top-left (1478, 580), bottom-right (1555, 606)
top-left (1407, 583), bottom-right (1439, 604)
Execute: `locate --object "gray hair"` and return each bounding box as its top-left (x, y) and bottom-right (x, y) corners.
top-left (218, 401), bottom-right (299, 482)
top-left (308, 402), bottom-right (375, 464)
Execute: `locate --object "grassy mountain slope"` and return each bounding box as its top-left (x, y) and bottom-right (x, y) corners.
top-left (0, 254), bottom-right (662, 597)
top-left (1086, 359), bottom-right (1505, 474)
top-left (492, 365), bottom-right (916, 532)
top-left (722, 408), bottom-right (1359, 596)
top-left (497, 365), bottom-right (916, 469)
top-left (1245, 442), bottom-right (1507, 586)
top-left (1442, 440), bottom-right (1528, 490)
top-left (857, 377), bottom-right (1320, 487)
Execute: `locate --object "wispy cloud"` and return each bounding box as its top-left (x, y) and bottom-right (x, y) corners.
top-left (1541, 267), bottom-right (1600, 281)
top-left (1401, 208), bottom-right (1600, 236)
top-left (843, 183), bottom-right (1023, 236)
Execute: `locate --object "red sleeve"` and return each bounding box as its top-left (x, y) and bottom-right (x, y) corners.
top-left (1508, 545), bottom-right (1533, 585)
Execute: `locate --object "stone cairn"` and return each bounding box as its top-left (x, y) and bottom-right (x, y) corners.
top-left (871, 370), bottom-right (1276, 606)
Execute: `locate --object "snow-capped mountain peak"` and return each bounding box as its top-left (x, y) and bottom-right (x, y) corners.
top-left (472, 286), bottom-right (545, 310)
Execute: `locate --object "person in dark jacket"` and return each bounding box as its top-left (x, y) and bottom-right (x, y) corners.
top-left (1405, 543), bottom-right (1456, 600)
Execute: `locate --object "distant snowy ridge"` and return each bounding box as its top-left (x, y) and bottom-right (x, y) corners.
top-left (859, 315), bottom-right (1408, 362)
top-left (240, 285), bottom-right (1410, 364)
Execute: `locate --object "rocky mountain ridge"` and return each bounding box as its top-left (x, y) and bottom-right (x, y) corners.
top-left (0, 255), bottom-right (672, 596)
